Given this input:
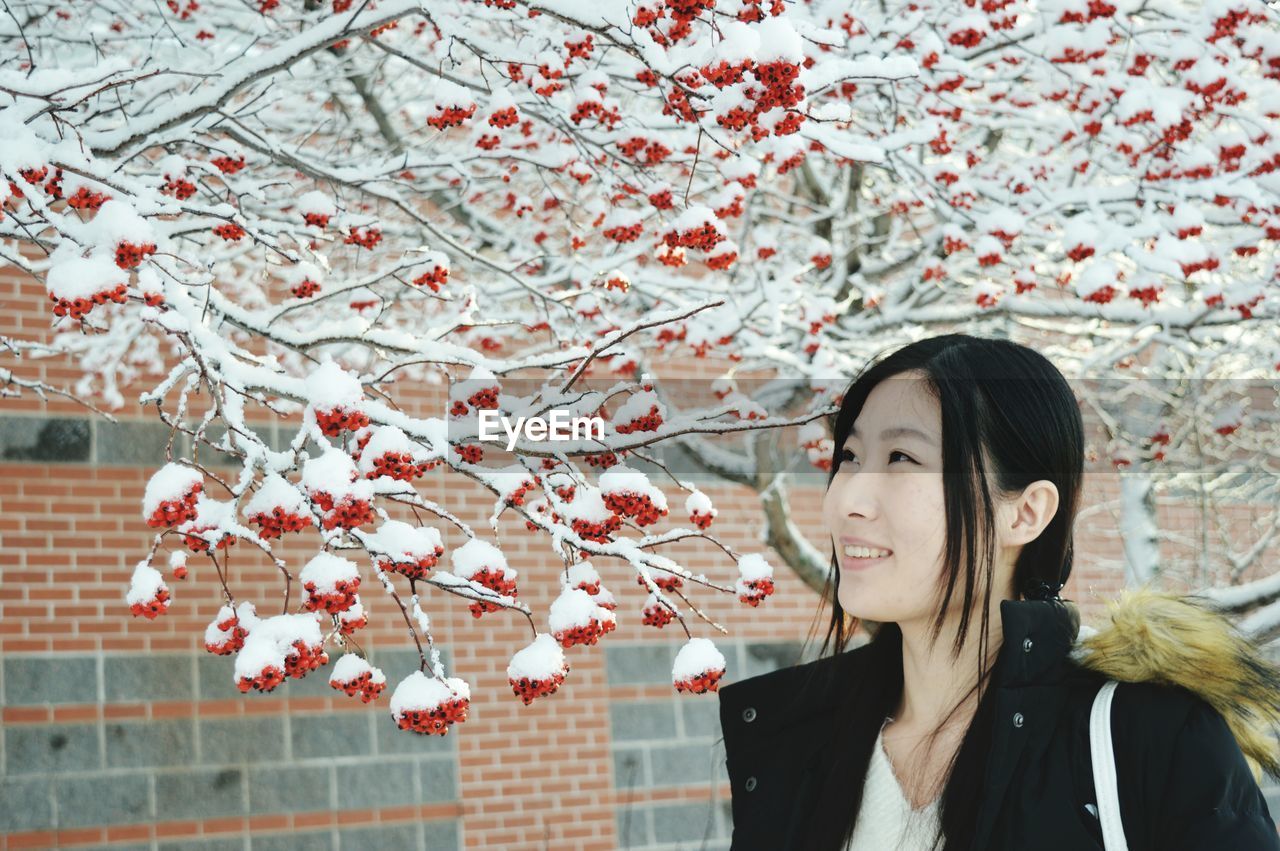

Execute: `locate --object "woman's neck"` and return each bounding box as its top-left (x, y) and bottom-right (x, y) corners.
top-left (892, 607), bottom-right (1005, 732)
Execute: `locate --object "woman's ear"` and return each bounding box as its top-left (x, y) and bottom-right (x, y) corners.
top-left (1003, 480), bottom-right (1059, 547)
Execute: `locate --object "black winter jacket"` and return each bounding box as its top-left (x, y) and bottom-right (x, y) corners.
top-left (718, 593), bottom-right (1280, 850)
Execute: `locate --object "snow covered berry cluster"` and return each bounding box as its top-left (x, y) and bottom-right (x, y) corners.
top-left (391, 671), bottom-right (471, 735)
top-left (329, 654), bottom-right (387, 704)
top-left (452, 538), bottom-right (519, 618)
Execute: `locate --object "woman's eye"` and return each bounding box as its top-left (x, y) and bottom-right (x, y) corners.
top-left (839, 449), bottom-right (914, 464)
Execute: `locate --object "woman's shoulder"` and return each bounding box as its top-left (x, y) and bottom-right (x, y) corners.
top-left (718, 641), bottom-right (875, 736)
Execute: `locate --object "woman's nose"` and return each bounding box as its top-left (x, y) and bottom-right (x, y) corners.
top-left (831, 473), bottom-right (884, 519)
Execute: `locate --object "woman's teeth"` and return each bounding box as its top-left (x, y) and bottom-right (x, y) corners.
top-left (844, 546), bottom-right (891, 559)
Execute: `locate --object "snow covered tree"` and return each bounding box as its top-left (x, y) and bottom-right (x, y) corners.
top-left (3, 0), bottom-right (1280, 727)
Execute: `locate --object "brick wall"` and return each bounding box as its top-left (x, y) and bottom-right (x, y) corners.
top-left (4, 269), bottom-right (1279, 848)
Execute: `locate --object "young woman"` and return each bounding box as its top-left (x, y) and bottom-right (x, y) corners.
top-left (718, 333), bottom-right (1280, 850)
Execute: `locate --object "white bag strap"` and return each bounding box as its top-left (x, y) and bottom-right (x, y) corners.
top-left (1089, 680), bottom-right (1129, 851)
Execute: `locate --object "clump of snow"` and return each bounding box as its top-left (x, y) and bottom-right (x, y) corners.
top-left (45, 251), bottom-right (126, 302)
top-left (126, 562), bottom-right (167, 606)
top-left (330, 653), bottom-right (384, 684)
top-left (685, 490), bottom-right (715, 516)
top-left (305, 360), bottom-right (364, 411)
top-left (143, 463), bottom-right (203, 518)
top-left (755, 18), bottom-right (803, 63)
top-left (432, 78), bottom-right (475, 110)
top-left (357, 425), bottom-right (431, 474)
top-left (451, 538), bottom-right (515, 581)
top-left (737, 553), bottom-right (774, 582)
top-left (244, 473), bottom-right (308, 517)
top-left (84, 199), bottom-right (156, 248)
top-left (298, 190), bottom-right (337, 218)
top-left (560, 486), bottom-right (612, 523)
top-left (548, 587), bottom-right (603, 632)
top-left (507, 633), bottom-right (569, 680)
top-left (599, 464), bottom-right (668, 511)
top-left (673, 637), bottom-right (727, 681)
top-left (300, 552), bottom-right (360, 593)
top-left (232, 612), bottom-right (324, 683)
top-left (564, 560), bottom-right (602, 591)
top-left (390, 670), bottom-right (471, 715)
top-left (613, 389), bottom-right (666, 425)
top-left (367, 519), bottom-right (443, 562)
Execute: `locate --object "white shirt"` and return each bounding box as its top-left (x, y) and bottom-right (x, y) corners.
top-left (845, 719), bottom-right (943, 851)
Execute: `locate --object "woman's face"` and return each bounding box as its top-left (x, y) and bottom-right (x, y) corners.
top-left (821, 371), bottom-right (952, 626)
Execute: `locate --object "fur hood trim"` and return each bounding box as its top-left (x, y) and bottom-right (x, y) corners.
top-left (1070, 586), bottom-right (1280, 781)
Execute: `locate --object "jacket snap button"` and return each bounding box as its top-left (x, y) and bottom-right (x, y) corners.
top-left (1022, 637), bottom-right (1033, 653)
top-left (743, 707), bottom-right (757, 723)
top-left (745, 776), bottom-right (758, 792)
top-left (1013, 712), bottom-right (1025, 728)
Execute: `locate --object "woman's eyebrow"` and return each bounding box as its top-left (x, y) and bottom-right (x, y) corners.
top-left (848, 425), bottom-right (937, 446)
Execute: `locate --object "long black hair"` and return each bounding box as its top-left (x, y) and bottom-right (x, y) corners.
top-left (799, 333), bottom-right (1085, 851)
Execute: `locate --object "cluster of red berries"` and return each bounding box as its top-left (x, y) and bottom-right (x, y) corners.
top-left (247, 505), bottom-right (311, 539)
top-left (642, 599), bottom-right (676, 628)
top-left (490, 106), bottom-right (519, 128)
top-left (162, 175), bottom-right (197, 200)
top-left (1180, 258), bottom-right (1220, 278)
top-left (338, 606), bottom-right (367, 635)
top-left (303, 577), bottom-right (360, 614)
top-left (739, 577), bottom-right (775, 607)
top-left (397, 696), bottom-right (470, 735)
top-left (571, 100), bottom-right (621, 128)
top-left (467, 385), bottom-right (499, 409)
top-left (555, 483), bottom-right (576, 501)
top-left (510, 667), bottom-right (569, 705)
top-left (237, 640), bottom-right (329, 694)
top-left (1067, 243), bottom-right (1095, 262)
top-left (316, 495), bottom-right (375, 531)
top-left (467, 568), bottom-right (519, 618)
top-left (637, 574), bottom-right (683, 593)
top-left (11, 165), bottom-right (62, 200)
top-left (412, 263), bottom-right (449, 291)
top-left (376, 548), bottom-right (442, 581)
top-left (365, 451), bottom-right (430, 481)
top-left (675, 669), bottom-right (723, 694)
top-left (212, 155), bottom-right (246, 175)
top-left (615, 404), bottom-right (664, 434)
top-left (205, 609), bottom-right (248, 655)
top-left (213, 222), bottom-right (245, 241)
top-left (455, 444), bottom-right (484, 464)
top-left (330, 669), bottom-right (384, 703)
top-left (314, 406), bottom-right (370, 436)
top-left (114, 241), bottom-right (156, 270)
top-left (505, 477), bottom-right (540, 508)
top-left (147, 480), bottom-right (202, 527)
top-left (648, 189), bottom-right (674, 210)
top-left (571, 515), bottom-right (622, 543)
top-left (604, 491), bottom-right (668, 526)
top-left (663, 221), bottom-right (724, 253)
top-left (291, 277), bottom-right (320, 299)
top-left (303, 211), bottom-right (331, 228)
top-left (67, 186), bottom-right (109, 211)
top-left (50, 282), bottom-right (128, 320)
top-left (130, 586), bottom-right (171, 619)
top-left (427, 104), bottom-right (477, 130)
top-left (553, 613), bottom-right (615, 648)
top-left (344, 226), bottom-right (382, 250)
top-left (583, 451), bottom-right (621, 468)
top-left (701, 58), bottom-right (753, 88)
top-left (1081, 285), bottom-right (1117, 305)
top-left (706, 246), bottom-right (738, 270)
top-left (182, 524), bottom-right (236, 554)
top-left (689, 509), bottom-right (714, 530)
top-left (603, 221), bottom-right (644, 243)
top-left (617, 137), bottom-right (672, 165)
